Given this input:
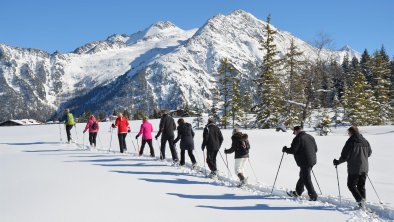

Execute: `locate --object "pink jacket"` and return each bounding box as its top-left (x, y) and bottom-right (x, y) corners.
top-left (84, 116), bottom-right (99, 133)
top-left (137, 121), bottom-right (153, 140)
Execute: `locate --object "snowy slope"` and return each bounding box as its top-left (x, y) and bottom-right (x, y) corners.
top-left (0, 10), bottom-right (360, 121)
top-left (1, 121), bottom-right (393, 222)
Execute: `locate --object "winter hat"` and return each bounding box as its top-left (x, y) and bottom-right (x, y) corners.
top-left (208, 118), bottom-right (215, 124)
top-left (293, 126), bottom-right (303, 134)
top-left (232, 128), bottom-right (241, 135)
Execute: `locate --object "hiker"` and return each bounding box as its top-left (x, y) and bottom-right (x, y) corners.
top-left (83, 114), bottom-right (99, 148)
top-left (136, 116), bottom-right (155, 157)
top-left (155, 110), bottom-right (178, 163)
top-left (112, 113), bottom-right (130, 153)
top-left (174, 118), bottom-right (197, 167)
top-left (64, 109), bottom-right (76, 143)
top-left (202, 118), bottom-right (223, 178)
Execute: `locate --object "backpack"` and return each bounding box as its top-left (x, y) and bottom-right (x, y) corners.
top-left (91, 121), bottom-right (98, 130)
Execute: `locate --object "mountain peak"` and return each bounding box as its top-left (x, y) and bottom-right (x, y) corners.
top-left (150, 21), bottom-right (177, 30)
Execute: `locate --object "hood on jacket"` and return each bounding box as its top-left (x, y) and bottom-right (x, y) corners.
top-left (231, 132), bottom-right (248, 140)
top-left (349, 133), bottom-right (364, 143)
top-left (90, 116), bottom-right (97, 122)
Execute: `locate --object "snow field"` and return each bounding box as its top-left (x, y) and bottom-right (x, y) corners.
top-left (1, 119), bottom-right (393, 221)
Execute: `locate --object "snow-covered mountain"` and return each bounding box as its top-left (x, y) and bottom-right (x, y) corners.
top-left (0, 10), bottom-right (359, 121)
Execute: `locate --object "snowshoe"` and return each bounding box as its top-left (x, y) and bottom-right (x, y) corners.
top-left (287, 191), bottom-right (299, 198)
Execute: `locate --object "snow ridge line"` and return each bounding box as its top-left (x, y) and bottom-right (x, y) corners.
top-left (70, 142), bottom-right (393, 221)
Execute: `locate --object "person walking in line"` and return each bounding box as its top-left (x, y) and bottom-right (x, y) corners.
top-left (136, 116), bottom-right (155, 157)
top-left (224, 128), bottom-right (250, 187)
top-left (202, 118), bottom-right (223, 178)
top-left (112, 113), bottom-right (130, 153)
top-left (83, 114), bottom-right (99, 149)
top-left (155, 110), bottom-right (178, 163)
top-left (333, 126), bottom-right (372, 210)
top-left (282, 126), bottom-right (318, 201)
top-left (174, 118), bottom-right (197, 168)
top-left (64, 108), bottom-right (76, 143)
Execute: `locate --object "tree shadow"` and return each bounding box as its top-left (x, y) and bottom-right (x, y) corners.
top-left (23, 149), bottom-right (80, 152)
top-left (197, 203), bottom-right (336, 211)
top-left (3, 142), bottom-right (63, 146)
top-left (66, 158), bottom-right (126, 163)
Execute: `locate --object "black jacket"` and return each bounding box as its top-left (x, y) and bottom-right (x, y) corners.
top-left (156, 114), bottom-right (176, 138)
top-left (174, 123), bottom-right (195, 150)
top-left (285, 131), bottom-right (317, 167)
top-left (224, 132), bottom-right (250, 159)
top-left (339, 133), bottom-right (372, 175)
top-left (202, 123), bottom-right (223, 151)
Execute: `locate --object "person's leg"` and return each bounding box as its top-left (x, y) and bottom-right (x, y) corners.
top-left (180, 149), bottom-right (186, 166)
top-left (147, 140), bottom-right (155, 157)
top-left (168, 136), bottom-right (178, 161)
top-left (187, 150), bottom-right (196, 164)
top-left (234, 158), bottom-right (245, 181)
top-left (210, 150), bottom-right (219, 172)
top-left (118, 134), bottom-right (124, 153)
top-left (302, 166), bottom-right (317, 199)
top-left (140, 140), bottom-right (147, 155)
top-left (92, 132), bottom-right (97, 147)
top-left (89, 133), bottom-right (93, 146)
top-left (357, 173), bottom-right (367, 200)
top-left (160, 138), bottom-right (166, 159)
top-left (347, 174), bottom-right (363, 202)
top-left (206, 150), bottom-right (214, 171)
top-left (295, 167), bottom-right (305, 196)
top-left (122, 134), bottom-right (127, 151)
top-left (66, 125), bottom-right (73, 142)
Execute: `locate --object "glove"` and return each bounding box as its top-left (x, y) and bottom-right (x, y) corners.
top-left (83, 130), bottom-right (86, 134)
top-left (282, 146), bottom-right (288, 153)
top-left (201, 144), bottom-right (205, 151)
top-left (224, 149), bottom-right (229, 154)
top-left (333, 159), bottom-right (340, 166)
top-left (111, 123), bottom-right (115, 128)
top-left (155, 135), bottom-right (159, 140)
top-left (128, 129), bottom-right (131, 133)
top-left (135, 135), bottom-right (139, 139)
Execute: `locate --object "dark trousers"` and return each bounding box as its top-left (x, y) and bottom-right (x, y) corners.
top-left (139, 139), bottom-right (155, 156)
top-left (347, 173), bottom-right (367, 202)
top-left (160, 136), bottom-right (178, 161)
top-left (295, 166), bottom-right (317, 199)
top-left (180, 149), bottom-right (196, 166)
top-left (66, 125), bottom-right (73, 142)
top-left (118, 133), bottom-right (127, 153)
top-left (89, 132), bottom-right (97, 146)
top-left (206, 149), bottom-right (219, 172)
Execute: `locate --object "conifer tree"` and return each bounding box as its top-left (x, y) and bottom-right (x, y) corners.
top-left (368, 48), bottom-right (392, 124)
top-left (255, 14), bottom-right (284, 128)
top-left (342, 63), bottom-right (376, 126)
top-left (283, 38), bottom-right (306, 127)
top-left (217, 58), bottom-right (237, 129)
top-left (360, 49), bottom-right (372, 85)
top-left (192, 106), bottom-right (204, 129)
top-left (230, 79), bottom-right (243, 128)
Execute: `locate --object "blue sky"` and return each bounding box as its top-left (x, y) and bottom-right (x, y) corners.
top-left (1, 0), bottom-right (393, 57)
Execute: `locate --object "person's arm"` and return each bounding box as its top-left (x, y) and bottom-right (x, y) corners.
top-left (84, 121), bottom-right (90, 132)
top-left (338, 140), bottom-right (351, 164)
top-left (218, 129), bottom-right (224, 147)
top-left (225, 138), bottom-right (236, 154)
top-left (155, 119), bottom-right (163, 138)
top-left (201, 127), bottom-right (208, 149)
top-left (367, 140), bottom-right (372, 157)
top-left (174, 127), bottom-right (181, 144)
top-left (287, 136), bottom-right (301, 154)
top-left (191, 128), bottom-right (195, 138)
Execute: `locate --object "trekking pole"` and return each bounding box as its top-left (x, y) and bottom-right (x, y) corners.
top-left (131, 137), bottom-right (138, 154)
top-left (271, 152), bottom-right (285, 194)
top-left (58, 123), bottom-right (63, 142)
top-left (97, 133), bottom-right (104, 151)
top-left (248, 157), bottom-right (260, 183)
top-left (367, 174), bottom-right (383, 204)
top-left (136, 138), bottom-right (141, 154)
top-left (82, 132), bottom-right (85, 150)
top-left (74, 124), bottom-right (79, 142)
top-left (109, 127), bottom-right (113, 152)
top-left (219, 151), bottom-right (231, 178)
top-left (156, 138), bottom-right (164, 160)
top-left (311, 169), bottom-right (322, 195)
top-left (335, 165), bottom-right (342, 207)
top-left (202, 149), bottom-right (207, 177)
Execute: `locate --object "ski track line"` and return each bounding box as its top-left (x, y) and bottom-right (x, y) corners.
top-left (60, 141), bottom-right (394, 221)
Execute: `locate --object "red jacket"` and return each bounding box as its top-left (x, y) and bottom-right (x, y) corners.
top-left (113, 116), bottom-right (130, 133)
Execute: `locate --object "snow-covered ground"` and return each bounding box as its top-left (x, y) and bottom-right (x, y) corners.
top-left (1, 119), bottom-right (393, 221)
